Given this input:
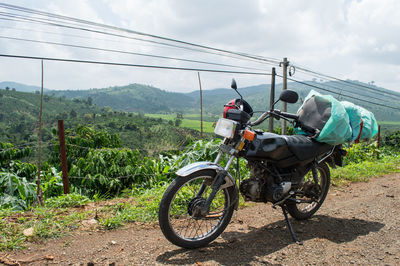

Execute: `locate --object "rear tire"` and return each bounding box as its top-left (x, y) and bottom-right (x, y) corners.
top-left (287, 162), bottom-right (330, 220)
top-left (158, 169), bottom-right (236, 249)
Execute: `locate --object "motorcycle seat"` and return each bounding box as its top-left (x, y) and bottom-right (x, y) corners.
top-left (282, 135), bottom-right (332, 161)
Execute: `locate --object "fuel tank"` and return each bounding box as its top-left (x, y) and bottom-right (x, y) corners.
top-left (244, 132), bottom-right (332, 168)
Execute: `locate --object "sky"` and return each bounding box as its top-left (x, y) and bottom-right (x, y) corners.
top-left (0, 0), bottom-right (399, 93)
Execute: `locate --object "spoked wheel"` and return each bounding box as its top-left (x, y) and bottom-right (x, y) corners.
top-left (287, 162), bottom-right (330, 220)
top-left (158, 170), bottom-right (236, 249)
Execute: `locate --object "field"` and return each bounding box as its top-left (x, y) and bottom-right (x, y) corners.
top-left (379, 121), bottom-right (400, 133)
top-left (144, 113), bottom-right (216, 133)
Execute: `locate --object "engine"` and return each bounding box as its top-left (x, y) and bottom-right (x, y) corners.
top-left (239, 161), bottom-right (292, 203)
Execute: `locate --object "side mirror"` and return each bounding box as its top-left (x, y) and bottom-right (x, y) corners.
top-left (231, 79), bottom-right (237, 90)
top-left (279, 90), bottom-right (298, 104)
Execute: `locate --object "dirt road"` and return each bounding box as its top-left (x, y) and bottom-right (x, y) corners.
top-left (2, 174), bottom-right (399, 265)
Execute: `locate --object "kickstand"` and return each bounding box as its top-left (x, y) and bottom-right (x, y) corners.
top-left (281, 205), bottom-right (303, 245)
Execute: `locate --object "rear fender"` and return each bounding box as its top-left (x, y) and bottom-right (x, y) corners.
top-left (176, 161), bottom-right (239, 209)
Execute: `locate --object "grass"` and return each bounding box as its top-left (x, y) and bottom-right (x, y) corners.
top-left (331, 155), bottom-right (400, 185)
top-left (0, 207), bottom-right (92, 251)
top-left (144, 113), bottom-right (216, 133)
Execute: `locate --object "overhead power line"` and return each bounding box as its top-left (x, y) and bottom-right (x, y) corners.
top-left (293, 64), bottom-right (400, 98)
top-left (0, 53), bottom-right (271, 76)
top-left (0, 14), bottom-right (275, 67)
top-left (0, 3), bottom-right (282, 65)
top-left (278, 74), bottom-right (400, 111)
top-left (0, 35), bottom-right (267, 72)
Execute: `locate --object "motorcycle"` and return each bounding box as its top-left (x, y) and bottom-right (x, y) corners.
top-left (158, 79), bottom-right (346, 249)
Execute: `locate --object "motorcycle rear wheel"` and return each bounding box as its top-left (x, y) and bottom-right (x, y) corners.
top-left (158, 169), bottom-right (236, 249)
top-left (287, 162), bottom-right (330, 220)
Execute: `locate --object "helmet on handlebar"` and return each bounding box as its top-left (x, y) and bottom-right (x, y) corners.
top-left (223, 99), bottom-right (253, 118)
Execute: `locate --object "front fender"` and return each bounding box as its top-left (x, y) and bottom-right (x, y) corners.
top-left (176, 161), bottom-right (239, 209)
top-left (176, 161), bottom-right (223, 177)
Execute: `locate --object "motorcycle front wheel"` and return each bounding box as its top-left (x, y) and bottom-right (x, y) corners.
top-left (286, 162), bottom-right (330, 220)
top-left (158, 169), bottom-right (236, 249)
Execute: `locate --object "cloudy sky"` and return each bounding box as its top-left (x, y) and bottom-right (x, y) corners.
top-left (0, 0), bottom-right (399, 92)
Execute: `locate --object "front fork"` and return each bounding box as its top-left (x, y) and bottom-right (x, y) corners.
top-left (198, 150), bottom-right (237, 215)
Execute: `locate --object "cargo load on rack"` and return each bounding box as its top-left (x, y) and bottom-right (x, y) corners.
top-left (295, 90), bottom-right (378, 145)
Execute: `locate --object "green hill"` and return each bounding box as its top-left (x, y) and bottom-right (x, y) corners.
top-left (0, 81), bottom-right (49, 93)
top-left (48, 80), bottom-right (400, 122)
top-left (51, 84), bottom-right (195, 113)
top-left (0, 89), bottom-right (202, 153)
top-left (0, 89), bottom-right (100, 144)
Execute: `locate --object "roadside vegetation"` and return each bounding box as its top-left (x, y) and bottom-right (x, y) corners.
top-left (1, 124), bottom-right (399, 251)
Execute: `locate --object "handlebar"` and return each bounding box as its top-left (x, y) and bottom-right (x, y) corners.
top-left (274, 110), bottom-right (299, 120)
top-left (249, 111), bottom-right (269, 126)
top-left (248, 109), bottom-right (316, 135)
top-left (249, 109), bottom-right (299, 127)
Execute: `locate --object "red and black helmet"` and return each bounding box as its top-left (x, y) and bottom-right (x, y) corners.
top-left (223, 98), bottom-right (253, 118)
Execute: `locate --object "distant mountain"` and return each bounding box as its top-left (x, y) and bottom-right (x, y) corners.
top-left (50, 84), bottom-right (195, 113)
top-left (0, 81), bottom-right (49, 93)
top-left (5, 79), bottom-right (400, 122)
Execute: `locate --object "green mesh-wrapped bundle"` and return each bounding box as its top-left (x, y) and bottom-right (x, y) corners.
top-left (341, 101), bottom-right (378, 140)
top-left (296, 90), bottom-right (352, 145)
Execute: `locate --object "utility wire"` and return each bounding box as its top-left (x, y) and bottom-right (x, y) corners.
top-left (0, 24), bottom-right (200, 52)
top-left (0, 14), bottom-right (275, 67)
top-left (0, 35), bottom-right (267, 71)
top-left (287, 72), bottom-right (399, 103)
top-left (293, 64), bottom-right (400, 98)
top-left (0, 53), bottom-right (271, 76)
top-left (0, 3), bottom-right (282, 65)
top-left (278, 74), bottom-right (400, 110)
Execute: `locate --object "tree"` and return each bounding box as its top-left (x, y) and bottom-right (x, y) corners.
top-left (12, 88), bottom-right (16, 91)
top-left (174, 118), bottom-right (182, 127)
top-left (87, 96), bottom-right (93, 106)
top-left (5, 86), bottom-right (10, 91)
top-left (70, 109), bottom-right (77, 118)
top-left (84, 114), bottom-right (92, 121)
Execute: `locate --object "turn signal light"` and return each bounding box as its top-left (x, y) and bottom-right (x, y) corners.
top-left (243, 130), bottom-right (255, 141)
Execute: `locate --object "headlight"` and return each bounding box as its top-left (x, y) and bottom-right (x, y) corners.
top-left (214, 118), bottom-right (237, 138)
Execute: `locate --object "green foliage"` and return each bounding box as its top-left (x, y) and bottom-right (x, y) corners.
top-left (0, 89), bottom-right (101, 144)
top-left (331, 155), bottom-right (400, 184)
top-left (0, 142), bottom-right (31, 166)
top-left (45, 193), bottom-right (90, 208)
top-left (69, 148), bottom-right (143, 197)
top-left (343, 142), bottom-right (379, 164)
top-left (49, 125), bottom-right (121, 169)
top-left (0, 172), bottom-right (36, 210)
top-left (41, 167), bottom-right (63, 199)
top-left (383, 130), bottom-right (400, 149)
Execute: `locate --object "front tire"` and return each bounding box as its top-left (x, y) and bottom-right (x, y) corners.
top-left (287, 162), bottom-right (330, 220)
top-left (158, 170), bottom-right (236, 249)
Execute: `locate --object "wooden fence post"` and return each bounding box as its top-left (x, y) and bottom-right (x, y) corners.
top-left (377, 125), bottom-right (381, 160)
top-left (58, 120), bottom-right (70, 194)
